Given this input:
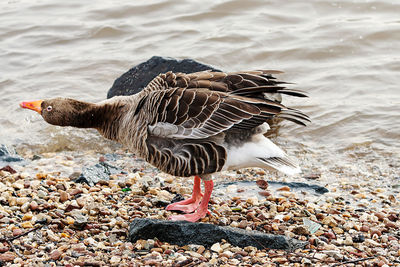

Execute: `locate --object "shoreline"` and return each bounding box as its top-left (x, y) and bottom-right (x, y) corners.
top-left (0, 147), bottom-right (399, 266)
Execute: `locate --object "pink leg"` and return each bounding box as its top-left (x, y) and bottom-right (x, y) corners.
top-left (166, 176), bottom-right (203, 213)
top-left (169, 179), bottom-right (213, 222)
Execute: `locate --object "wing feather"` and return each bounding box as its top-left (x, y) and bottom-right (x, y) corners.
top-left (141, 69), bottom-right (309, 176)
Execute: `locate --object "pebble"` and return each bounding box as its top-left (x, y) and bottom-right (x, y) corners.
top-left (71, 188), bottom-right (83, 196)
top-left (246, 197), bottom-right (259, 206)
top-left (370, 228), bottom-right (382, 237)
top-left (221, 250), bottom-right (234, 258)
top-left (12, 228), bottom-right (23, 236)
top-left (231, 207), bottom-right (242, 212)
top-left (30, 201), bottom-right (39, 210)
top-left (16, 197), bottom-right (30, 206)
top-left (238, 220), bottom-right (248, 229)
top-left (60, 191), bottom-right (69, 202)
top-left (313, 253), bottom-right (327, 260)
top-left (342, 238), bottom-right (353, 246)
top-left (144, 239), bottom-right (155, 250)
top-left (50, 250), bottom-right (62, 260)
top-left (277, 186), bottom-right (291, 191)
top-left (21, 221), bottom-right (33, 228)
top-left (385, 221), bottom-right (398, 229)
top-left (0, 252), bottom-right (15, 262)
top-left (0, 244), bottom-right (9, 253)
top-left (110, 256), bottom-right (121, 264)
top-left (197, 245), bottom-right (205, 254)
top-left (332, 227), bottom-right (344, 234)
top-left (365, 239), bottom-right (381, 247)
top-left (256, 179), bottom-right (268, 189)
top-left (322, 216), bottom-right (338, 227)
top-left (324, 250), bottom-right (342, 260)
top-left (375, 212), bottom-right (385, 221)
top-left (210, 243), bottom-right (223, 253)
top-left (272, 257), bottom-right (288, 263)
top-left (151, 247), bottom-right (163, 253)
top-left (292, 226), bottom-right (310, 235)
top-left (324, 231), bottom-right (336, 240)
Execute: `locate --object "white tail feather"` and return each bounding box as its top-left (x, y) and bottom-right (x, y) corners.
top-left (257, 156), bottom-right (301, 175)
top-left (223, 133), bottom-right (301, 175)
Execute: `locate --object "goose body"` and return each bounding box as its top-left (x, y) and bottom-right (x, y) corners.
top-left (21, 70), bottom-right (309, 222)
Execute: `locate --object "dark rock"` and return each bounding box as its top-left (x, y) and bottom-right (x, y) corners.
top-left (0, 144), bottom-right (24, 167)
top-left (352, 234), bottom-right (365, 243)
top-left (303, 173), bottom-right (321, 180)
top-left (151, 199), bottom-right (170, 208)
top-left (171, 194), bottom-right (185, 203)
top-left (107, 56), bottom-right (221, 98)
top-left (74, 161), bottom-right (122, 186)
top-left (32, 155), bottom-right (41, 160)
top-left (0, 165), bottom-right (17, 174)
top-left (129, 218), bottom-right (307, 250)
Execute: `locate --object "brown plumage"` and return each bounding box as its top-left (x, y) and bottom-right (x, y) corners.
top-left (20, 69), bottom-right (309, 222)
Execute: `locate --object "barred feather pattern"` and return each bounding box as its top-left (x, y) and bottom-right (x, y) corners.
top-left (112, 70), bottom-right (309, 177)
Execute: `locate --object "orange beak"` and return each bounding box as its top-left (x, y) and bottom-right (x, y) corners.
top-left (20, 100), bottom-right (43, 114)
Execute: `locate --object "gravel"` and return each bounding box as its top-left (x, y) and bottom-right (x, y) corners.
top-left (0, 147), bottom-right (399, 266)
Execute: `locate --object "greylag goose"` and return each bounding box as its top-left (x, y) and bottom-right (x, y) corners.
top-left (20, 70), bottom-right (309, 222)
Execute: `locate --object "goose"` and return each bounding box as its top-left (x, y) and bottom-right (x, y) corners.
top-left (20, 70), bottom-right (309, 222)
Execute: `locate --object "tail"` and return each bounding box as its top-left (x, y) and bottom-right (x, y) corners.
top-left (257, 156), bottom-right (301, 176)
top-left (224, 132), bottom-right (301, 175)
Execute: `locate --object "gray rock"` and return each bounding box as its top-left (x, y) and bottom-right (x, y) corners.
top-left (107, 56), bottom-right (221, 98)
top-left (129, 218), bottom-right (307, 250)
top-left (0, 144), bottom-right (24, 167)
top-left (268, 181), bottom-right (329, 194)
top-left (75, 161), bottom-right (122, 186)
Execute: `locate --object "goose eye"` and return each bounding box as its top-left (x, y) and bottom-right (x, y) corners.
top-left (46, 106), bottom-right (53, 112)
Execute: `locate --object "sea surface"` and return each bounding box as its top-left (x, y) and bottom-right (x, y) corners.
top-left (1, 0), bottom-right (399, 186)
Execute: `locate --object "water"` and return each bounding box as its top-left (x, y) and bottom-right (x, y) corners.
top-left (1, 0), bottom-right (399, 184)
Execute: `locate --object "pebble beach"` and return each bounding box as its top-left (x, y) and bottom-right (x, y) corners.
top-left (0, 143), bottom-right (399, 266)
top-left (1, 0), bottom-right (400, 265)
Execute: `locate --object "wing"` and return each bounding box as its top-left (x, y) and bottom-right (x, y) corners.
top-left (144, 69), bottom-right (308, 100)
top-left (142, 70), bottom-right (309, 176)
top-left (144, 88), bottom-right (305, 176)
top-left (148, 87), bottom-right (292, 139)
top-left (146, 136), bottom-right (226, 177)
top-left (144, 69), bottom-right (309, 127)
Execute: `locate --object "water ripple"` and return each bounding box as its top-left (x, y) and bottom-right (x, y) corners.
top-left (0, 0), bottom-right (399, 160)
